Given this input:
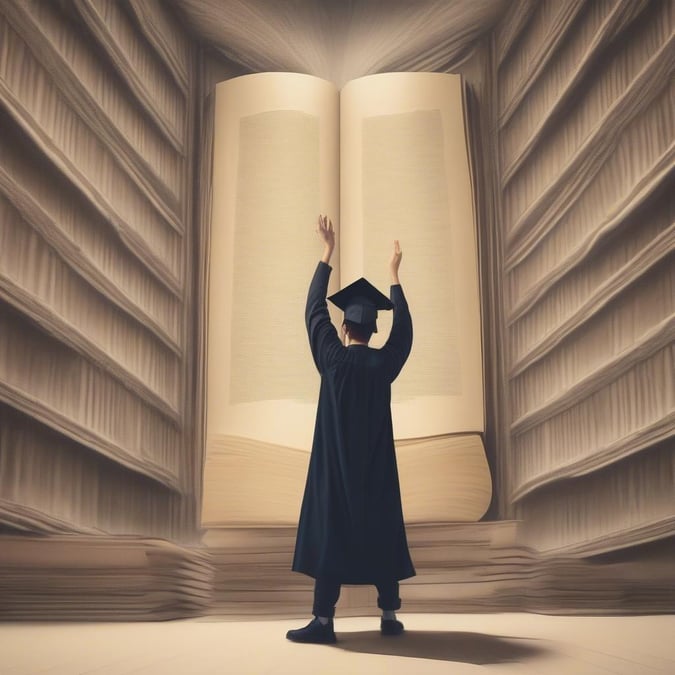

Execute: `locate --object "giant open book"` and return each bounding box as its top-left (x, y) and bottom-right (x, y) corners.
top-left (204, 72), bottom-right (491, 527)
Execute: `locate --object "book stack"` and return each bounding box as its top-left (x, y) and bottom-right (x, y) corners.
top-left (399, 521), bottom-right (534, 613)
top-left (526, 556), bottom-right (675, 614)
top-left (0, 535), bottom-right (214, 621)
top-left (205, 522), bottom-right (675, 616)
top-left (203, 527), bottom-right (312, 617)
top-left (203, 521), bottom-right (535, 616)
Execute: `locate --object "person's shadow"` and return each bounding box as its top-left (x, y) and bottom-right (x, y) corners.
top-left (332, 629), bottom-right (550, 665)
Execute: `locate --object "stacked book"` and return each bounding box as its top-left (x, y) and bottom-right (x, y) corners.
top-left (204, 527), bottom-right (313, 617)
top-left (206, 521), bottom-right (675, 616)
top-left (526, 556), bottom-right (675, 614)
top-left (0, 535), bottom-right (214, 621)
top-left (204, 521), bottom-right (535, 616)
top-left (399, 521), bottom-right (534, 613)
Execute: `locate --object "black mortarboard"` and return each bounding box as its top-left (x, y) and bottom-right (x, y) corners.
top-left (327, 277), bottom-right (393, 333)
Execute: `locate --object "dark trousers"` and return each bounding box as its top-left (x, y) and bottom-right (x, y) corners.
top-left (312, 577), bottom-right (401, 618)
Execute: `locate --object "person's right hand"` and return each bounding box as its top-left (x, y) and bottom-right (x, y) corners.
top-left (390, 239), bottom-right (402, 283)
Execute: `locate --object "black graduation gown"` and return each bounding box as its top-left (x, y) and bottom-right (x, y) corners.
top-left (291, 261), bottom-right (416, 584)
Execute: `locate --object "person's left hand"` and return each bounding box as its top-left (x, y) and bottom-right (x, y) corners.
top-left (317, 214), bottom-right (335, 247)
top-left (317, 214), bottom-right (335, 263)
top-left (390, 239), bottom-right (402, 284)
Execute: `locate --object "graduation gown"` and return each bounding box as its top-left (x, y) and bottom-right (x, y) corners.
top-left (292, 261), bottom-right (416, 584)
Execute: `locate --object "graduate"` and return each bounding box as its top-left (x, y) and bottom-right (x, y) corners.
top-left (287, 215), bottom-right (415, 644)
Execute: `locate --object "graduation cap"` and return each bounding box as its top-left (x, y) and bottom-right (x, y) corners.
top-left (327, 277), bottom-right (393, 333)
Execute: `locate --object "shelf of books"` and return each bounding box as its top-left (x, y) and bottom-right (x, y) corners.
top-left (492, 0), bottom-right (674, 559)
top-left (0, 0), bottom-right (201, 567)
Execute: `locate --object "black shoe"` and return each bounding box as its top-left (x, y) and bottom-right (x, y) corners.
top-left (286, 616), bottom-right (337, 644)
top-left (381, 618), bottom-right (405, 636)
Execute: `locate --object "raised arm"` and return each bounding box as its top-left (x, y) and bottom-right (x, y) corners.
top-left (305, 216), bottom-right (342, 373)
top-left (382, 240), bottom-right (412, 381)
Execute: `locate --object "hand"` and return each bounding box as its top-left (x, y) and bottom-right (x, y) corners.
top-left (390, 240), bottom-right (402, 284)
top-left (317, 214), bottom-right (335, 263)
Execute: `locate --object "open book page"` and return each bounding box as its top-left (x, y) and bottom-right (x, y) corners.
top-left (208, 73), bottom-right (339, 452)
top-left (340, 72), bottom-right (484, 437)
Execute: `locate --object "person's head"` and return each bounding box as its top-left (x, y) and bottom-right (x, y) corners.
top-left (342, 320), bottom-right (374, 345)
top-left (328, 277), bottom-right (393, 346)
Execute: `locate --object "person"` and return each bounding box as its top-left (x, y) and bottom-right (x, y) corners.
top-left (286, 215), bottom-right (415, 644)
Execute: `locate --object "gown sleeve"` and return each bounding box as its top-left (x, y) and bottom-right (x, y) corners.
top-left (305, 261), bottom-right (343, 373)
top-left (381, 284), bottom-right (413, 382)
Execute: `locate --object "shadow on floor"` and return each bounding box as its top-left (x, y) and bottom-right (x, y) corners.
top-left (332, 630), bottom-right (550, 665)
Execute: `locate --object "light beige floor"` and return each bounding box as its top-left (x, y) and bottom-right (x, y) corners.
top-left (1, 613), bottom-right (674, 675)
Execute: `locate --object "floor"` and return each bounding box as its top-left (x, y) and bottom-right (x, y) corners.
top-left (1, 613), bottom-right (674, 675)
